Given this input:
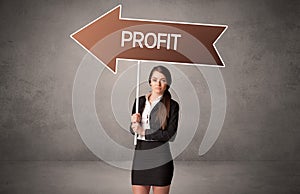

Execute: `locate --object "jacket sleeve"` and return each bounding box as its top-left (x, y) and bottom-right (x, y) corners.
top-left (145, 101), bottom-right (179, 141)
top-left (129, 98), bottom-right (137, 135)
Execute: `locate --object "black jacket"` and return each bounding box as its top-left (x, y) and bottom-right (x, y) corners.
top-left (130, 95), bottom-right (179, 142)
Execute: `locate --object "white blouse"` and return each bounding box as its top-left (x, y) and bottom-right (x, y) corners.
top-left (137, 95), bottom-right (162, 141)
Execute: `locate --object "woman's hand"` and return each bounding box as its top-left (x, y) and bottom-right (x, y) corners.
top-left (131, 122), bottom-right (145, 136)
top-left (131, 113), bottom-right (141, 123)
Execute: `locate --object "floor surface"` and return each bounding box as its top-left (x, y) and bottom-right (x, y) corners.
top-left (0, 161), bottom-right (299, 194)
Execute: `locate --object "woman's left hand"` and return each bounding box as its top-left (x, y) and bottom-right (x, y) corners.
top-left (131, 122), bottom-right (145, 136)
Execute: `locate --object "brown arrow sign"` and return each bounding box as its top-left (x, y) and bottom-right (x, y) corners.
top-left (70, 5), bottom-right (227, 73)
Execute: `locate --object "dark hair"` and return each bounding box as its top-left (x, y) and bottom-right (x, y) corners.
top-left (148, 66), bottom-right (172, 130)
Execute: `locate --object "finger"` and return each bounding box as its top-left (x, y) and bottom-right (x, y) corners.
top-left (135, 114), bottom-right (141, 119)
top-left (132, 126), bottom-right (137, 132)
top-left (131, 115), bottom-right (138, 122)
top-left (134, 113), bottom-right (141, 118)
top-left (131, 123), bottom-right (137, 128)
top-left (133, 116), bottom-right (140, 123)
top-left (134, 114), bottom-right (140, 121)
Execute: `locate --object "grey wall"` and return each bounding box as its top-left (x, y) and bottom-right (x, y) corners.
top-left (0, 0), bottom-right (299, 161)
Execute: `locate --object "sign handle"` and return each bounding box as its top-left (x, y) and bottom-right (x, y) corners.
top-left (134, 60), bottom-right (141, 146)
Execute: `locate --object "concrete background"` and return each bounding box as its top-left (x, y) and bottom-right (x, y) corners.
top-left (0, 0), bottom-right (299, 162)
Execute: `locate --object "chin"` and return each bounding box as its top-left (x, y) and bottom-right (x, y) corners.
top-left (156, 90), bottom-right (164, 95)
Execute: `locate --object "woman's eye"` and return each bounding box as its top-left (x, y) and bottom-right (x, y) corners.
top-left (151, 78), bottom-right (166, 83)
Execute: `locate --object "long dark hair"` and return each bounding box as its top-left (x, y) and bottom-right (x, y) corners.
top-left (148, 66), bottom-right (172, 130)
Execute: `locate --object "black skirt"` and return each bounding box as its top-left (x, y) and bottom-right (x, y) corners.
top-left (131, 140), bottom-right (174, 186)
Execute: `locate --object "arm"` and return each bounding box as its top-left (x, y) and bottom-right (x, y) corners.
top-left (145, 101), bottom-right (179, 141)
top-left (129, 98), bottom-right (137, 135)
top-left (129, 97), bottom-right (144, 135)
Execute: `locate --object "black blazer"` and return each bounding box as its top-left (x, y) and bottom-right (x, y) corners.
top-left (130, 95), bottom-right (179, 142)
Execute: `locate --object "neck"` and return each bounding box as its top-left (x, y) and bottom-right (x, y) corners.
top-left (150, 92), bottom-right (162, 101)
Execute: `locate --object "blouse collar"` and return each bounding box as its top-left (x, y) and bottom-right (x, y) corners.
top-left (145, 93), bottom-right (163, 103)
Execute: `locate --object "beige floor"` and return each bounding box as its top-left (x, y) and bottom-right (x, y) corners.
top-left (0, 161), bottom-right (299, 194)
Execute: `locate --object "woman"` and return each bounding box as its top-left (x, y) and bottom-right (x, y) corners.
top-left (130, 66), bottom-right (179, 194)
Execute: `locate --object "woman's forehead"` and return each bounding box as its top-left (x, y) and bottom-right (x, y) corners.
top-left (151, 71), bottom-right (166, 79)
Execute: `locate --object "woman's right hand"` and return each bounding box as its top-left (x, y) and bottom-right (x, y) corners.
top-left (131, 113), bottom-right (141, 123)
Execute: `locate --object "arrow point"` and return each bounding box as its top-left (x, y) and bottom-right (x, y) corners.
top-left (108, 4), bottom-right (121, 19)
top-left (105, 60), bottom-right (118, 74)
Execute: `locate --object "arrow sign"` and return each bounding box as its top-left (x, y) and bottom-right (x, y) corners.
top-left (70, 5), bottom-right (227, 74)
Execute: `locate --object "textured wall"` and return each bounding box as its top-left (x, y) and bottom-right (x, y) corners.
top-left (0, 0), bottom-right (299, 161)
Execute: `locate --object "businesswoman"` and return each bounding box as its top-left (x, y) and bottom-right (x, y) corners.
top-left (130, 66), bottom-right (179, 194)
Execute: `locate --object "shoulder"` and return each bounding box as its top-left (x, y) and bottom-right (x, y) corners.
top-left (132, 96), bottom-right (146, 107)
top-left (170, 99), bottom-right (179, 110)
top-left (138, 95), bottom-right (146, 102)
top-left (134, 95), bottom-right (146, 106)
top-left (134, 95), bottom-right (146, 102)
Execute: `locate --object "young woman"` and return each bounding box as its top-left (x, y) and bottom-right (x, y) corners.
top-left (130, 66), bottom-right (180, 194)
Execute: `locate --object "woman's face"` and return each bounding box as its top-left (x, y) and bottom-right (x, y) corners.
top-left (150, 71), bottom-right (168, 95)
